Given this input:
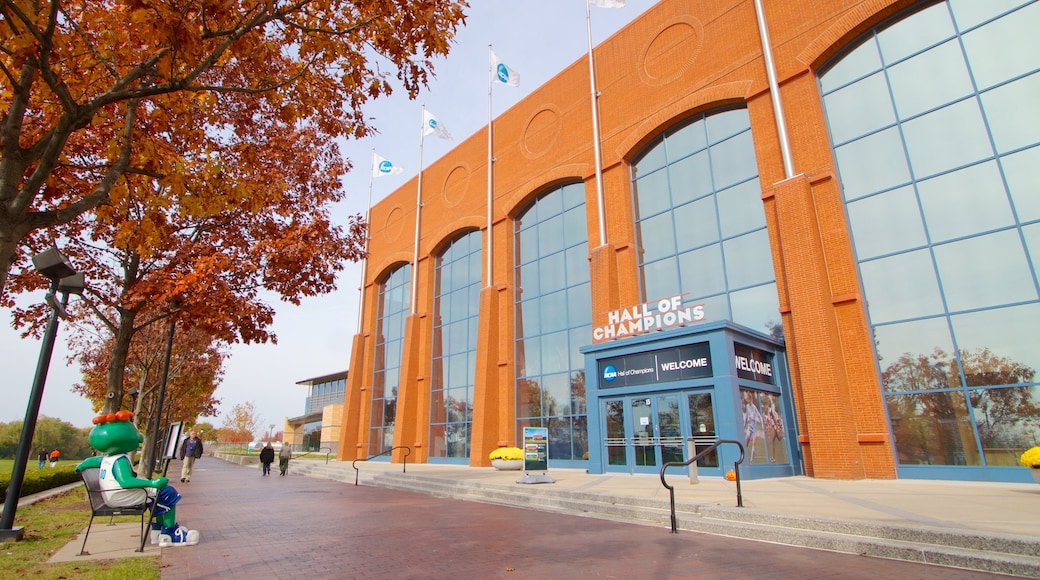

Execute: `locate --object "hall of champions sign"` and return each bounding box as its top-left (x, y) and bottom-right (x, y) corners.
top-left (593, 295), bottom-right (705, 342)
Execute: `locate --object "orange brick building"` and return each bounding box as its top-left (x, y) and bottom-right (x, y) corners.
top-left (340, 0), bottom-right (1040, 482)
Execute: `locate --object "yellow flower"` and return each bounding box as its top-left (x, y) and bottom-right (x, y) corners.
top-left (1020, 446), bottom-right (1040, 468)
top-left (489, 447), bottom-right (523, 461)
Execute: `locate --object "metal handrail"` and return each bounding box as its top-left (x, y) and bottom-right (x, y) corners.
top-left (295, 447), bottom-right (333, 464)
top-left (351, 446), bottom-right (411, 486)
top-left (660, 439), bottom-right (745, 533)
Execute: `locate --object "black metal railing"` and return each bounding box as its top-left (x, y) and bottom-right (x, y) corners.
top-left (351, 446), bottom-right (411, 485)
top-left (660, 439), bottom-right (745, 533)
top-left (295, 447), bottom-right (334, 464)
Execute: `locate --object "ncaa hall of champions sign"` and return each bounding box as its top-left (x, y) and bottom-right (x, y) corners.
top-left (593, 295), bottom-right (705, 342)
top-left (599, 342), bottom-right (712, 389)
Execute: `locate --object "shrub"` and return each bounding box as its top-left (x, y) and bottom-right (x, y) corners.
top-left (0, 466), bottom-right (79, 502)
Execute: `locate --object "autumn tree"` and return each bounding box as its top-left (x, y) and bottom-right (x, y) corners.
top-left (0, 0), bottom-right (469, 296)
top-left (222, 400), bottom-right (261, 445)
top-left (71, 314), bottom-right (223, 468)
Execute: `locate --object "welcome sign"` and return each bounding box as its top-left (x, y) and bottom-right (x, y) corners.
top-left (598, 342), bottom-right (712, 388)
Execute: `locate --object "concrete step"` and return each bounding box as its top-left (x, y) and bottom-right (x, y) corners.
top-left (290, 462), bottom-right (1040, 578)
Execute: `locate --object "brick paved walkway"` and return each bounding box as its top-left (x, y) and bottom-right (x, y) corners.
top-left (160, 458), bottom-right (1004, 579)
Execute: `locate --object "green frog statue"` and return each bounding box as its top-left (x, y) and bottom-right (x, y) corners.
top-left (76, 411), bottom-right (200, 547)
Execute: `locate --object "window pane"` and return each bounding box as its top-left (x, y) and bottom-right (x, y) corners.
top-left (951, 304), bottom-right (1040, 383)
top-left (634, 170), bottom-right (670, 218)
top-left (888, 40), bottom-right (972, 118)
top-left (723, 229), bottom-right (773, 289)
top-left (674, 196), bottom-right (719, 253)
top-left (835, 128), bottom-right (911, 200)
top-left (981, 72), bottom-right (1040, 154)
top-left (539, 251), bottom-right (566, 294)
top-left (539, 290), bottom-right (568, 334)
top-left (859, 250), bottom-right (943, 323)
top-left (960, 2), bottom-right (1040, 90)
top-left (709, 131), bottom-right (756, 190)
top-left (538, 214), bottom-right (565, 257)
top-left (1003, 147), bottom-right (1040, 222)
top-left (705, 108), bottom-right (750, 144)
top-left (876, 2), bottom-right (955, 64)
top-left (665, 119), bottom-right (707, 160)
top-left (887, 390), bottom-right (980, 466)
top-left (678, 245), bottom-right (725, 298)
top-left (819, 37), bottom-right (882, 93)
top-left (643, 259), bottom-right (679, 302)
top-left (950, 0), bottom-right (1032, 30)
top-left (846, 186), bottom-right (926, 259)
top-left (637, 212), bottom-right (676, 263)
top-left (971, 385), bottom-right (1040, 467)
top-left (901, 99), bottom-right (992, 179)
top-left (730, 283), bottom-right (781, 335)
top-left (874, 317), bottom-right (956, 393)
top-left (717, 179), bottom-right (765, 238)
top-left (823, 72), bottom-right (896, 144)
top-left (918, 162), bottom-right (1014, 243)
top-left (668, 150), bottom-right (713, 206)
top-left (934, 231), bottom-right (1036, 312)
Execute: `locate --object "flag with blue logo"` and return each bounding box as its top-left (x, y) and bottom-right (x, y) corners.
top-left (422, 109), bottom-right (452, 140)
top-left (372, 152), bottom-right (403, 179)
top-left (491, 50), bottom-right (520, 87)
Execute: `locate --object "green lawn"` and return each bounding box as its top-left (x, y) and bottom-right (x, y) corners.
top-left (0, 484), bottom-right (159, 579)
top-left (0, 458), bottom-right (82, 475)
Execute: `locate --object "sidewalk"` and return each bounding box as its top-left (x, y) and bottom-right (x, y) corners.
top-left (47, 457), bottom-right (1040, 570)
top-left (335, 460), bottom-right (1040, 537)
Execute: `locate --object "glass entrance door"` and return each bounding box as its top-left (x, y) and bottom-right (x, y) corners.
top-left (602, 391), bottom-right (715, 474)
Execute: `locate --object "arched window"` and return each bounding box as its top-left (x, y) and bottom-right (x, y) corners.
top-left (821, 0), bottom-right (1040, 469)
top-left (514, 182), bottom-right (591, 462)
top-left (430, 230), bottom-right (482, 461)
top-left (370, 264), bottom-right (411, 456)
top-left (632, 108), bottom-right (780, 338)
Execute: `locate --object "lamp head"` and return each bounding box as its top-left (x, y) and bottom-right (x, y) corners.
top-left (32, 247), bottom-right (76, 281)
top-left (57, 272), bottom-right (86, 295)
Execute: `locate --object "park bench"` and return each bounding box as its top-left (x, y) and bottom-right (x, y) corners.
top-left (78, 467), bottom-right (155, 556)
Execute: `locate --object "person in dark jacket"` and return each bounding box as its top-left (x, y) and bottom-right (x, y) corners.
top-left (178, 430), bottom-right (204, 483)
top-left (259, 442), bottom-right (275, 476)
top-left (278, 443), bottom-right (292, 476)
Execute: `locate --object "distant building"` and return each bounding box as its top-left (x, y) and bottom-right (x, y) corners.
top-left (284, 371), bottom-right (347, 454)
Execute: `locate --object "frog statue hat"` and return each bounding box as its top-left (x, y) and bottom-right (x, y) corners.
top-left (76, 411), bottom-right (200, 547)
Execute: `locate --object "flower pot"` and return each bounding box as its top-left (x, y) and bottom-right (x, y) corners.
top-left (491, 459), bottom-right (523, 470)
top-left (1031, 468), bottom-right (1040, 485)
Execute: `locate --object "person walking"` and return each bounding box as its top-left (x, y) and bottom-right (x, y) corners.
top-left (178, 430), bottom-right (204, 483)
top-left (37, 448), bottom-right (48, 469)
top-left (49, 448), bottom-right (60, 467)
top-left (278, 442), bottom-right (292, 476)
top-left (259, 442), bottom-right (275, 476)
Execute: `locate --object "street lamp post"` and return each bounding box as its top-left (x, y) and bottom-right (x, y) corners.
top-left (0, 248), bottom-right (84, 541)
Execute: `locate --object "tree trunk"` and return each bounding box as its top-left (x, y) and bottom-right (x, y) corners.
top-left (104, 310), bottom-right (138, 414)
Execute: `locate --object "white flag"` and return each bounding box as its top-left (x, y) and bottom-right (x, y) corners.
top-left (491, 50), bottom-right (520, 87)
top-left (372, 152), bottom-right (403, 179)
top-left (590, 0), bottom-right (625, 7)
top-left (422, 109), bottom-right (452, 140)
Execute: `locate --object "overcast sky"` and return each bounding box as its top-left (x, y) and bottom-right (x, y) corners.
top-left (0, 1), bottom-right (655, 433)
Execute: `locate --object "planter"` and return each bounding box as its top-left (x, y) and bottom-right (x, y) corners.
top-left (1031, 468), bottom-right (1040, 485)
top-left (491, 459), bottom-right (523, 471)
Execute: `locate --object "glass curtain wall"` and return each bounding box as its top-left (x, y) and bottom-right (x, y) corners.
top-left (631, 108), bottom-right (780, 339)
top-left (820, 0), bottom-right (1040, 468)
top-left (369, 265), bottom-right (411, 456)
top-left (430, 230), bottom-right (482, 461)
top-left (514, 182), bottom-right (591, 462)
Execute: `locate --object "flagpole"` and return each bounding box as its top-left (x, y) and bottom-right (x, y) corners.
top-left (412, 106), bottom-right (426, 315)
top-left (357, 148), bottom-right (377, 334)
top-left (486, 44), bottom-right (494, 288)
top-left (586, 0), bottom-right (607, 247)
